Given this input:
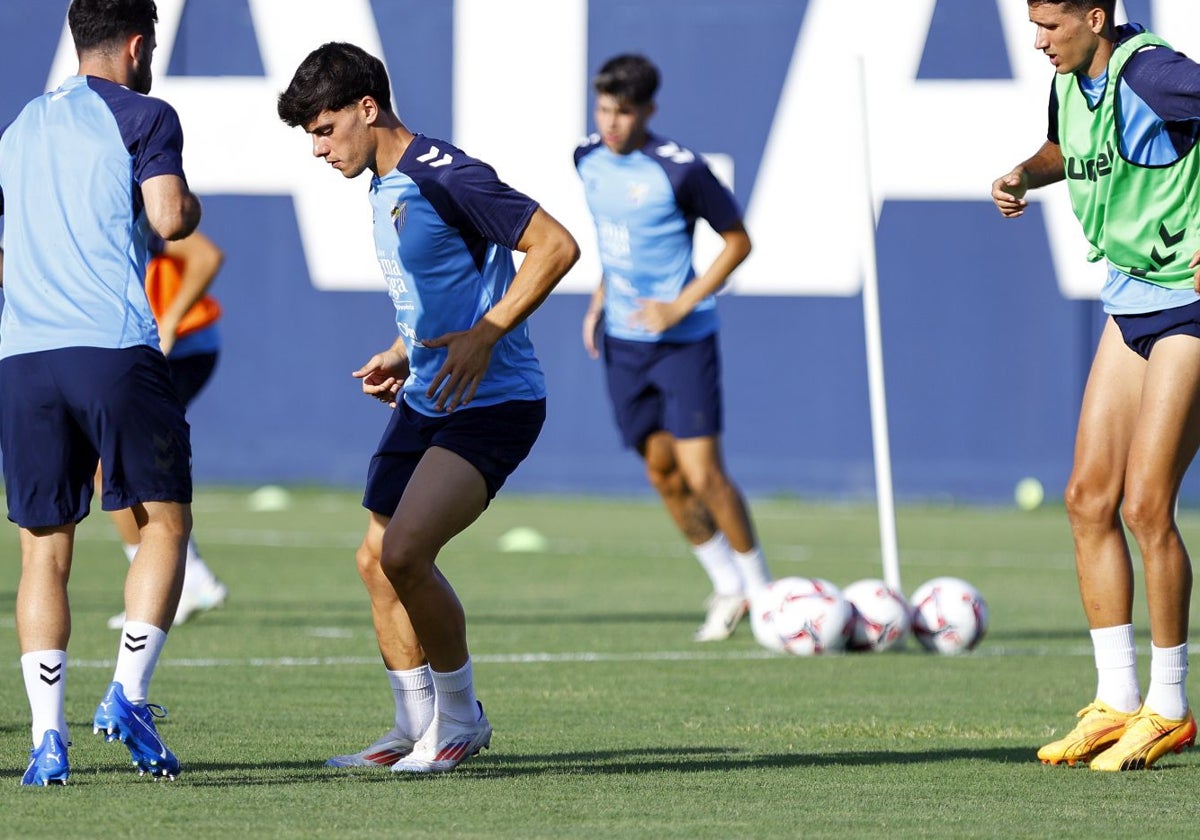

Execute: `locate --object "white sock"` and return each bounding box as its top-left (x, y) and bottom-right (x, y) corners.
top-left (123, 543), bottom-right (138, 563)
top-left (430, 658), bottom-right (480, 724)
top-left (692, 532), bottom-right (742, 596)
top-left (112, 621), bottom-right (168, 705)
top-left (1144, 642), bottom-right (1189, 720)
top-left (387, 664), bottom-right (435, 740)
top-left (1091, 624), bottom-right (1140, 713)
top-left (21, 650), bottom-right (67, 746)
top-left (732, 546), bottom-right (772, 595)
top-left (182, 537), bottom-right (220, 593)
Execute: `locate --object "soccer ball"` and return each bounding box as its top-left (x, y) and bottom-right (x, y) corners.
top-left (843, 578), bottom-right (911, 652)
top-left (749, 575), bottom-right (842, 651)
top-left (909, 576), bottom-right (988, 654)
top-left (750, 576), bottom-right (853, 655)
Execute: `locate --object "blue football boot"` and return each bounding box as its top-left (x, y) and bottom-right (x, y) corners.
top-left (93, 681), bottom-right (181, 779)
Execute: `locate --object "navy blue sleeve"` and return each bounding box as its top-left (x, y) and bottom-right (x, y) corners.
top-left (573, 135), bottom-right (601, 170)
top-left (1047, 80), bottom-right (1059, 145)
top-left (676, 160), bottom-right (742, 234)
top-left (435, 158), bottom-right (539, 251)
top-left (1123, 46), bottom-right (1200, 122)
top-left (89, 78), bottom-right (187, 186)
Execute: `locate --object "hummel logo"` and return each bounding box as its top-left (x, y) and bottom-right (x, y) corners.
top-left (655, 141), bottom-right (694, 164)
top-left (152, 433), bottom-right (176, 472)
top-left (416, 146), bottom-right (453, 168)
top-left (39, 662), bottom-right (63, 685)
top-left (1151, 222), bottom-right (1186, 269)
top-left (124, 632), bottom-right (148, 653)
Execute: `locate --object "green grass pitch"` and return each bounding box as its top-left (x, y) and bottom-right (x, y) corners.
top-left (3, 489), bottom-right (1200, 838)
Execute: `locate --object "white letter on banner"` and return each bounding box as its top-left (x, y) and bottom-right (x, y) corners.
top-left (46, 0), bottom-right (388, 291)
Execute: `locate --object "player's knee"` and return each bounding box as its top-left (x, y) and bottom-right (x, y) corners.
top-left (683, 466), bottom-right (731, 503)
top-left (1121, 485), bottom-right (1175, 538)
top-left (141, 503), bottom-right (191, 544)
top-left (646, 462), bottom-right (685, 497)
top-left (377, 536), bottom-right (431, 591)
top-left (355, 541), bottom-right (382, 582)
top-left (1063, 474), bottom-right (1119, 530)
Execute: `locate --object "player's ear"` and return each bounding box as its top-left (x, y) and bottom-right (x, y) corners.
top-left (360, 96), bottom-right (379, 126)
top-left (1087, 6), bottom-right (1106, 34)
top-left (125, 33), bottom-right (144, 64)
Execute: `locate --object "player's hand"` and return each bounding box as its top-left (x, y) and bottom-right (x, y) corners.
top-left (582, 307), bottom-right (603, 359)
top-left (630, 299), bottom-right (685, 334)
top-left (353, 348), bottom-right (409, 408)
top-left (421, 327), bottom-right (496, 412)
top-left (991, 170), bottom-right (1029, 218)
top-left (1191, 249), bottom-right (1200, 294)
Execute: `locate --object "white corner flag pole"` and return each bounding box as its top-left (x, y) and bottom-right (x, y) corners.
top-left (856, 54), bottom-right (902, 594)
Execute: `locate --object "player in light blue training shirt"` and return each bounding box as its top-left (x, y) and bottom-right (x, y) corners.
top-left (367, 136), bottom-right (548, 416)
top-left (576, 54), bottom-right (772, 644)
top-left (0, 0), bottom-right (203, 786)
top-left (278, 41), bottom-right (578, 774)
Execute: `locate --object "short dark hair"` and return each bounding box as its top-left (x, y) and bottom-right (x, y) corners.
top-left (68, 0), bottom-right (157, 53)
top-left (593, 54), bottom-right (660, 106)
top-left (1027, 0), bottom-right (1116, 17)
top-left (277, 42), bottom-right (394, 128)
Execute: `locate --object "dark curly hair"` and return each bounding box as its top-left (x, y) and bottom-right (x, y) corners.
top-left (277, 42), bottom-right (394, 128)
top-left (593, 54), bottom-right (660, 107)
top-left (68, 0), bottom-right (157, 53)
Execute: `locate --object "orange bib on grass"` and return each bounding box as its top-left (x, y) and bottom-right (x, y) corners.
top-left (144, 254), bottom-right (222, 337)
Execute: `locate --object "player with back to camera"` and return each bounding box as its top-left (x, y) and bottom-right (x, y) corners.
top-left (0, 0), bottom-right (201, 785)
top-left (575, 54), bottom-right (772, 642)
top-left (277, 41), bottom-right (579, 773)
top-left (103, 229), bottom-right (229, 630)
top-left (992, 0), bottom-right (1200, 770)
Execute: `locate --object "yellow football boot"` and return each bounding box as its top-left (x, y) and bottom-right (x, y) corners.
top-left (1037, 701), bottom-right (1134, 766)
top-left (1089, 707), bottom-right (1196, 771)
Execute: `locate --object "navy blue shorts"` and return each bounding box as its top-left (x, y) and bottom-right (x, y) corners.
top-left (603, 334), bottom-right (722, 450)
top-left (168, 351), bottom-right (218, 408)
top-left (362, 398), bottom-right (546, 515)
top-left (1114, 299), bottom-right (1200, 360)
top-left (0, 346), bottom-right (192, 528)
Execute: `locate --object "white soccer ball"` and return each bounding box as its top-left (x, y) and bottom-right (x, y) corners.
top-left (909, 576), bottom-right (988, 654)
top-left (750, 576), bottom-right (853, 655)
top-left (750, 576), bottom-right (842, 651)
top-left (843, 578), bottom-right (911, 652)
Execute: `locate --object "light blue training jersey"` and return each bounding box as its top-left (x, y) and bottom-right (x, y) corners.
top-left (574, 131), bottom-right (742, 343)
top-left (369, 134), bottom-right (544, 416)
top-left (0, 75), bottom-right (187, 360)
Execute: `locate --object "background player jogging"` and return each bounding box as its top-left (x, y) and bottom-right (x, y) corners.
top-left (576, 53), bottom-right (772, 642)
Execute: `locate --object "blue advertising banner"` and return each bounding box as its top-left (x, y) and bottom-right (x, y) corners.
top-left (1, 0), bottom-right (1190, 503)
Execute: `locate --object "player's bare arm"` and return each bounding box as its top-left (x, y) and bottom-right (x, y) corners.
top-left (157, 231), bottom-right (224, 355)
top-left (632, 221), bottom-right (751, 334)
top-left (1190, 249), bottom-right (1200, 294)
top-left (582, 281), bottom-right (605, 359)
top-left (423, 207), bottom-right (580, 412)
top-left (142, 174), bottom-right (202, 241)
top-left (353, 336), bottom-right (410, 408)
top-left (991, 140), bottom-right (1065, 219)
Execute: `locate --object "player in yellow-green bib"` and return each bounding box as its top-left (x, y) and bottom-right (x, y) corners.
top-left (992, 1), bottom-right (1200, 772)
